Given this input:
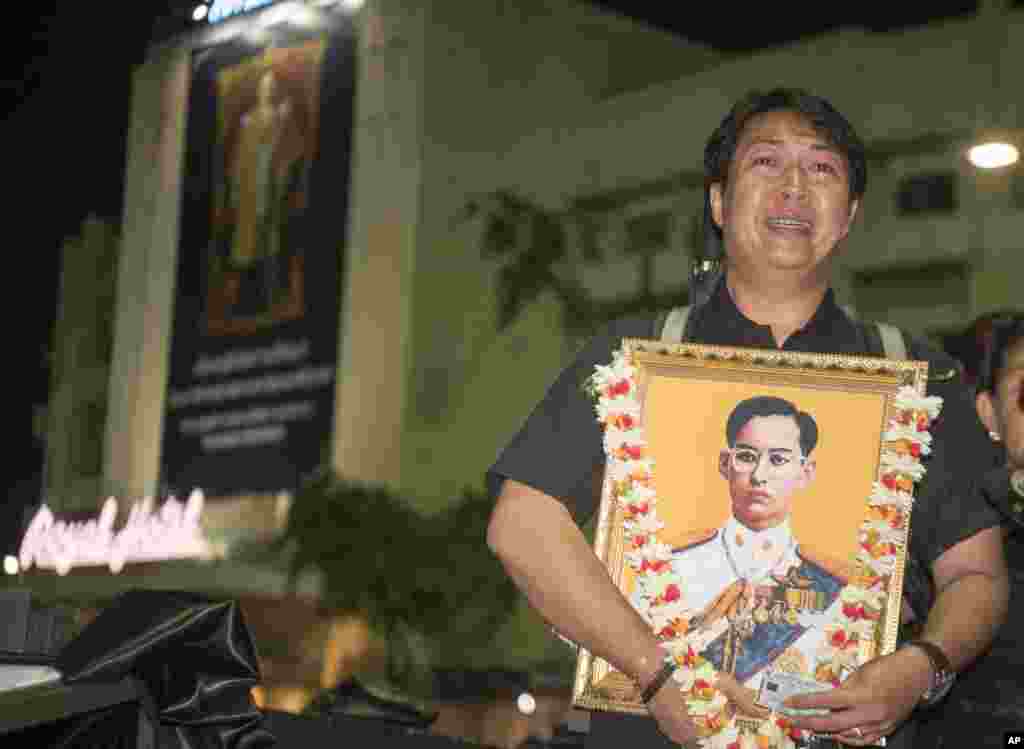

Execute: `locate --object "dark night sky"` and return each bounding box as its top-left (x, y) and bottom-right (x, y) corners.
top-left (0, 1), bottom-right (983, 498)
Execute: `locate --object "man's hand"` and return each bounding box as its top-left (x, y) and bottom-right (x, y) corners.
top-left (781, 646), bottom-right (932, 746)
top-left (645, 679), bottom-right (701, 746)
top-left (715, 673), bottom-right (770, 720)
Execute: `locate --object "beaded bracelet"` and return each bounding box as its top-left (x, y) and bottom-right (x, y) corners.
top-left (640, 658), bottom-right (679, 704)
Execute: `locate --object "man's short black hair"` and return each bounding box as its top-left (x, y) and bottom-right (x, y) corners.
top-left (976, 315), bottom-right (1024, 395)
top-left (703, 87), bottom-right (867, 245)
top-left (726, 395), bottom-right (818, 456)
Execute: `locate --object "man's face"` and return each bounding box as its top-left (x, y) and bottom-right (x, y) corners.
top-left (709, 110), bottom-right (859, 288)
top-left (719, 414), bottom-right (816, 531)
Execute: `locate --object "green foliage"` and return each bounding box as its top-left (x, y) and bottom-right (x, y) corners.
top-left (279, 469), bottom-right (519, 647)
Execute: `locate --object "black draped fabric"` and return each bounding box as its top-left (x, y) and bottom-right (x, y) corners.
top-left (56, 590), bottom-right (275, 749)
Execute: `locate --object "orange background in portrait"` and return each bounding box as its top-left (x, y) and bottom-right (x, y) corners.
top-left (640, 374), bottom-right (888, 564)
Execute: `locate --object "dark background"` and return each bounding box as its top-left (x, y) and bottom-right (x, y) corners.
top-left (0, 1), bottom-right (985, 513)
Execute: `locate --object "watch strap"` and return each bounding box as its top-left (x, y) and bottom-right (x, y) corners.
top-left (640, 659), bottom-right (678, 704)
top-left (907, 639), bottom-right (954, 706)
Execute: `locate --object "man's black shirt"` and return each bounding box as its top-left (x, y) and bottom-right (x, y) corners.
top-left (489, 282), bottom-right (1001, 578)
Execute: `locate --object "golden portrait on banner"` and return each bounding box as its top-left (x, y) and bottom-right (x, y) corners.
top-left (205, 40), bottom-right (327, 336)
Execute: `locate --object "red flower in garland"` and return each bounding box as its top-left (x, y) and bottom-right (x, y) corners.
top-left (608, 380), bottom-right (631, 397)
top-left (909, 442), bottom-right (921, 458)
top-left (640, 558), bottom-right (666, 573)
top-left (628, 502), bottom-right (650, 516)
top-left (842, 602), bottom-right (866, 620)
top-left (664, 584), bottom-right (681, 602)
top-left (829, 629), bottom-right (848, 648)
top-left (916, 414), bottom-right (930, 432)
top-left (623, 445), bottom-right (644, 460)
top-left (881, 474), bottom-right (898, 491)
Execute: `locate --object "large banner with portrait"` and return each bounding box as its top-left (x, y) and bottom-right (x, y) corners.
top-left (160, 12), bottom-right (356, 496)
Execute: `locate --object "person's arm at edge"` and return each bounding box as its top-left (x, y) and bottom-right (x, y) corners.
top-left (785, 525), bottom-right (1010, 737)
top-left (486, 478), bottom-right (702, 744)
top-left (916, 522), bottom-right (1010, 673)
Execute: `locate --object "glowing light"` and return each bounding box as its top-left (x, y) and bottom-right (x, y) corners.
top-left (3, 555), bottom-right (18, 575)
top-left (517, 692), bottom-right (536, 715)
top-left (192, 4), bottom-right (210, 21)
top-left (968, 141), bottom-right (1020, 169)
top-left (339, 0), bottom-right (365, 10)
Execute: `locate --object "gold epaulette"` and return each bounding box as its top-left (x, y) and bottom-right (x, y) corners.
top-left (669, 527), bottom-right (718, 553)
top-left (796, 545), bottom-right (856, 584)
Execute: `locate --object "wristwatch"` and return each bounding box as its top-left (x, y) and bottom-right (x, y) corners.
top-left (905, 639), bottom-right (955, 706)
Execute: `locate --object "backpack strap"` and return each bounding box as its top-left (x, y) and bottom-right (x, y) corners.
top-left (663, 302), bottom-right (910, 360)
top-left (843, 304), bottom-right (908, 361)
top-left (876, 322), bottom-right (908, 361)
top-left (660, 306), bottom-right (691, 343)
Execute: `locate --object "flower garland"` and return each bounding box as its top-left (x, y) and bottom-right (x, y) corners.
top-left (587, 348), bottom-right (941, 749)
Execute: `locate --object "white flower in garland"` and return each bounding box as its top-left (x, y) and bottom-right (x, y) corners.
top-left (637, 570), bottom-right (683, 602)
top-left (894, 386), bottom-right (943, 418)
top-left (840, 584), bottom-right (886, 609)
top-left (625, 539), bottom-right (675, 572)
top-left (880, 452), bottom-right (927, 482)
top-left (858, 548), bottom-right (898, 576)
top-left (868, 483), bottom-right (914, 510)
top-left (607, 457), bottom-right (655, 483)
top-left (861, 519), bottom-right (904, 546)
top-left (883, 422), bottom-right (934, 454)
top-left (596, 397), bottom-right (642, 426)
top-left (620, 483), bottom-right (657, 506)
top-left (707, 724), bottom-right (741, 749)
top-left (649, 600), bottom-right (694, 631)
top-left (603, 427), bottom-right (647, 456)
top-left (672, 664), bottom-right (697, 692)
top-left (625, 512), bottom-right (665, 536)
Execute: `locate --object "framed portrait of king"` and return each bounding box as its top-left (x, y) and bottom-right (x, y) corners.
top-left (572, 340), bottom-right (938, 743)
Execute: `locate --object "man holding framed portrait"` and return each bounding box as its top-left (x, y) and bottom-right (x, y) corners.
top-left (486, 88), bottom-right (1010, 748)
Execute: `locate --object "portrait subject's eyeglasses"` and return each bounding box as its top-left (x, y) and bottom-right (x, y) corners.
top-left (729, 447), bottom-right (805, 474)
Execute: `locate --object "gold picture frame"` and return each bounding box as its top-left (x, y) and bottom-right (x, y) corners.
top-left (573, 340), bottom-right (930, 737)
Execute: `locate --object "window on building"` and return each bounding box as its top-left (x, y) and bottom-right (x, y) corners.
top-left (1011, 169), bottom-right (1024, 211)
top-left (895, 172), bottom-right (957, 216)
top-left (625, 211), bottom-right (672, 256)
top-left (852, 261), bottom-right (970, 343)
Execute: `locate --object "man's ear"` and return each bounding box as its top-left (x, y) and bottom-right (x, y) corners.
top-left (719, 449), bottom-right (731, 480)
top-left (976, 391), bottom-right (1000, 436)
top-left (839, 198), bottom-right (860, 241)
top-left (709, 183), bottom-right (725, 229)
top-left (799, 458), bottom-right (817, 489)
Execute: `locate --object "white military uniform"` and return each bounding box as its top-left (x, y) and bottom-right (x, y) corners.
top-left (646, 516), bottom-right (846, 691)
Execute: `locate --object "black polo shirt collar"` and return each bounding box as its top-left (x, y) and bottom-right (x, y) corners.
top-left (690, 275), bottom-right (862, 355)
